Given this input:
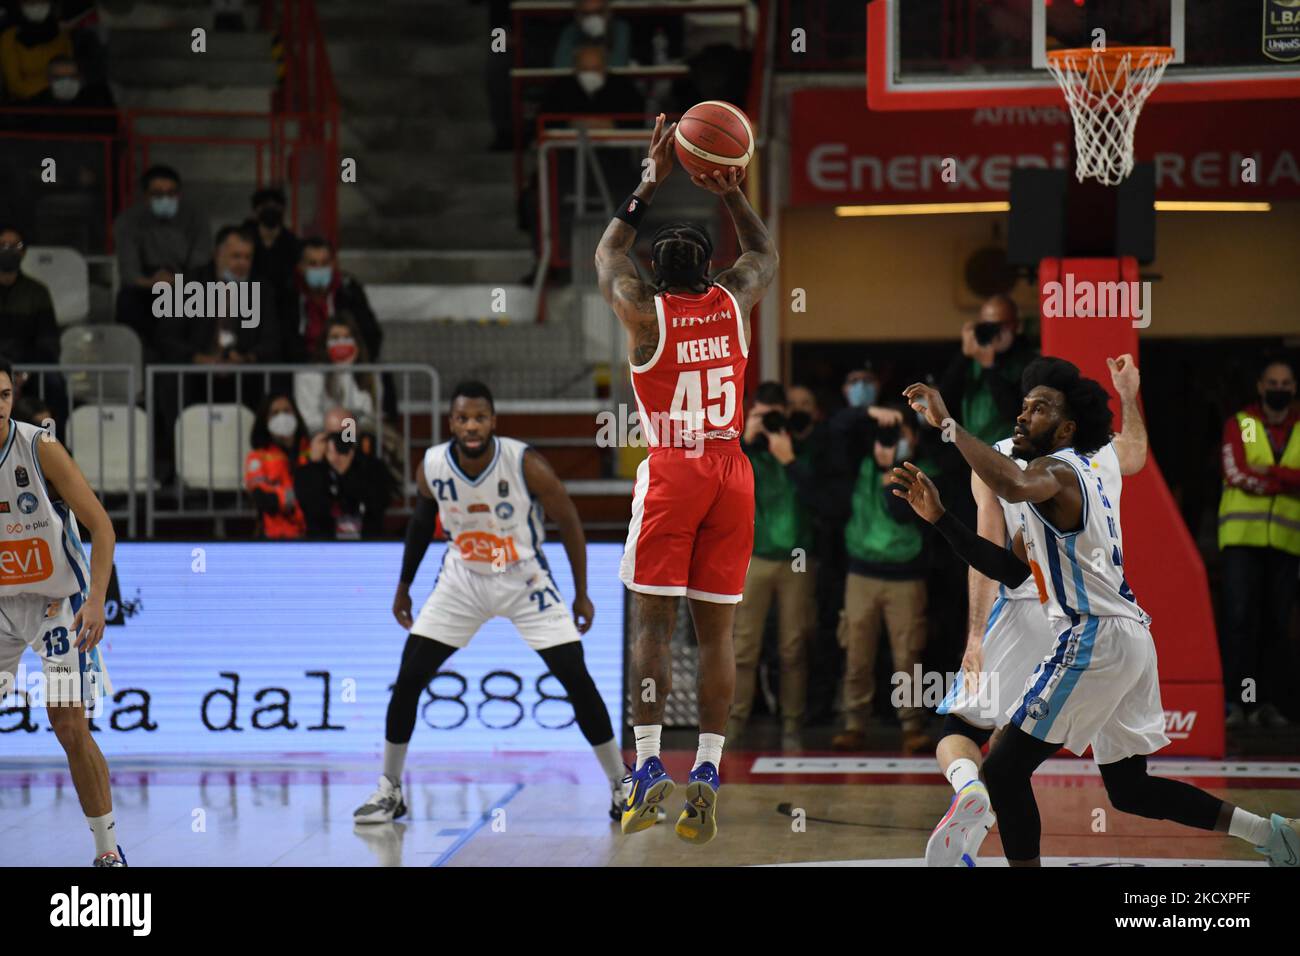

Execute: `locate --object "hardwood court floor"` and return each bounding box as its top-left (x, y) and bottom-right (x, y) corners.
top-left (3, 751), bottom-right (1297, 866)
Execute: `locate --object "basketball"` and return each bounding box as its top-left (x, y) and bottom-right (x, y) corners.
top-left (673, 100), bottom-right (754, 180)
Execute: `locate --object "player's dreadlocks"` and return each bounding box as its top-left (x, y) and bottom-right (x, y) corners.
top-left (650, 222), bottom-right (713, 293)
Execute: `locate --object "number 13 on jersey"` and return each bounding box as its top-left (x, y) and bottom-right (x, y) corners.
top-left (668, 367), bottom-right (736, 431)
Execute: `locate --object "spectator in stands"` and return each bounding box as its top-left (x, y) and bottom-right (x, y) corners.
top-left (157, 224), bottom-right (281, 368)
top-left (294, 315), bottom-right (378, 434)
top-left (113, 165), bottom-right (210, 359)
top-left (833, 404), bottom-right (935, 756)
top-left (552, 0), bottom-right (631, 68)
top-left (1217, 356), bottom-right (1300, 730)
top-left (729, 382), bottom-right (828, 752)
top-left (294, 404), bottom-right (392, 540)
top-left (0, 222), bottom-right (67, 425)
top-left (245, 392), bottom-right (310, 540)
top-left (0, 2), bottom-right (73, 101)
top-left (282, 237), bottom-right (381, 362)
top-left (538, 40), bottom-right (645, 130)
top-left (937, 294), bottom-right (1036, 445)
top-left (827, 364), bottom-right (903, 481)
top-left (247, 186), bottom-right (300, 297)
top-left (25, 54), bottom-right (114, 133)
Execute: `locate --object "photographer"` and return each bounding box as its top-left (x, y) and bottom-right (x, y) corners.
top-left (729, 382), bottom-right (829, 751)
top-left (293, 405), bottom-right (393, 540)
top-left (833, 405), bottom-right (935, 756)
top-left (937, 294), bottom-right (1035, 444)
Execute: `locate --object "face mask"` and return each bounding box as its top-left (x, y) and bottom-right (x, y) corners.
top-left (0, 251), bottom-right (21, 273)
top-left (304, 265), bottom-right (333, 291)
top-left (22, 4), bottom-right (50, 21)
top-left (220, 267), bottom-right (244, 283)
top-left (847, 380), bottom-right (877, 408)
top-left (328, 339), bottom-right (357, 363)
top-left (576, 70), bottom-right (606, 95)
top-left (267, 412), bottom-right (297, 438)
top-left (787, 411), bottom-right (812, 434)
top-left (150, 195), bottom-right (179, 219)
top-left (50, 77), bottom-right (81, 101)
top-left (580, 14), bottom-right (607, 37)
top-left (1263, 389), bottom-right (1295, 412)
top-left (257, 206), bottom-right (283, 229)
top-left (895, 437), bottom-right (912, 460)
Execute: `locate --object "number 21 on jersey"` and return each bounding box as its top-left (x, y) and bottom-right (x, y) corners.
top-left (668, 367), bottom-right (735, 431)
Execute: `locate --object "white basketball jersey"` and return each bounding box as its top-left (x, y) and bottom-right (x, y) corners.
top-left (991, 437), bottom-right (1038, 603)
top-left (1014, 442), bottom-right (1147, 632)
top-left (0, 421), bottom-right (91, 598)
top-left (422, 436), bottom-right (546, 576)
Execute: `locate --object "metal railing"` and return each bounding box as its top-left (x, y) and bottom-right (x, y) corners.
top-left (15, 364), bottom-right (139, 539)
top-left (145, 364), bottom-right (440, 537)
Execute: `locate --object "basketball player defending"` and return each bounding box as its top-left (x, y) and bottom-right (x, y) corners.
top-left (895, 358), bottom-right (1299, 867)
top-left (595, 114), bottom-right (778, 844)
top-left (354, 381), bottom-right (629, 824)
top-left (926, 354), bottom-right (1150, 866)
top-left (0, 358), bottom-right (124, 866)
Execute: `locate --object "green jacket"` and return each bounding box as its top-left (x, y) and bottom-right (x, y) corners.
top-left (744, 438), bottom-right (817, 561)
top-left (844, 454), bottom-right (927, 574)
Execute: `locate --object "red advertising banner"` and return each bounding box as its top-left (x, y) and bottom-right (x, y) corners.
top-left (789, 88), bottom-right (1300, 206)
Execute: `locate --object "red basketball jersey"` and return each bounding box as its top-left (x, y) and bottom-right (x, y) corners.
top-left (630, 283), bottom-right (748, 449)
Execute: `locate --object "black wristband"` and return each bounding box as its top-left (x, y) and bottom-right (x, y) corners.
top-left (614, 193), bottom-right (649, 229)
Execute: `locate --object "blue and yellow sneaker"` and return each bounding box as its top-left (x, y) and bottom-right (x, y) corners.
top-left (675, 762), bottom-right (720, 845)
top-left (620, 756), bottom-right (676, 835)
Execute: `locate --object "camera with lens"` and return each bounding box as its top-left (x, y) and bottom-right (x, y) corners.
top-left (762, 410), bottom-right (787, 433)
top-left (973, 321), bottom-right (1004, 347)
top-left (328, 431), bottom-right (354, 455)
top-left (876, 424), bottom-right (900, 449)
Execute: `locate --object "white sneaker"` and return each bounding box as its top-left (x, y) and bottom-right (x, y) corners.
top-left (354, 775), bottom-right (407, 824)
top-left (925, 781), bottom-right (994, 867)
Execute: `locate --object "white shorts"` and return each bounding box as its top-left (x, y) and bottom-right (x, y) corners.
top-left (1010, 614), bottom-right (1170, 765)
top-left (411, 553), bottom-right (581, 651)
top-left (938, 596), bottom-right (1051, 731)
top-left (0, 592), bottom-right (107, 708)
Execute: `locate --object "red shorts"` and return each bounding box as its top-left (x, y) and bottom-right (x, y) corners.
top-left (619, 442), bottom-right (755, 603)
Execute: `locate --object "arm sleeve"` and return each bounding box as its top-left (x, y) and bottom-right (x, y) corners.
top-left (1220, 416), bottom-right (1280, 495)
top-left (399, 495), bottom-right (439, 584)
top-left (933, 511), bottom-right (1031, 588)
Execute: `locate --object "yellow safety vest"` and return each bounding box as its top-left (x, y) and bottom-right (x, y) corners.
top-left (1218, 411), bottom-right (1300, 555)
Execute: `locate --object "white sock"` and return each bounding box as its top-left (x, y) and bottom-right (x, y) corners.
top-left (945, 758), bottom-right (981, 794)
top-left (693, 732), bottom-right (724, 771)
top-left (87, 811), bottom-right (117, 857)
top-left (633, 725), bottom-right (661, 770)
top-left (593, 737), bottom-right (625, 784)
top-left (1228, 807), bottom-right (1273, 847)
top-left (382, 741), bottom-right (408, 785)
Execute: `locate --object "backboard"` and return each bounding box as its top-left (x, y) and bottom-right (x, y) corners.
top-left (867, 0), bottom-right (1300, 110)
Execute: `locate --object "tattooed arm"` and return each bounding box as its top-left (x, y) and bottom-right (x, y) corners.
top-left (595, 115), bottom-right (677, 364)
top-left (703, 171), bottom-right (779, 319)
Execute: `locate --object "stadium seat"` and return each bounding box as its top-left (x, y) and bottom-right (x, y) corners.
top-left (59, 325), bottom-right (144, 404)
top-left (175, 404), bottom-right (255, 492)
top-left (66, 405), bottom-right (151, 494)
top-left (22, 246), bottom-right (90, 327)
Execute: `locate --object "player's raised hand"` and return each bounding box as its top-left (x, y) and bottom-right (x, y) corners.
top-left (644, 113), bottom-right (677, 184)
top-left (572, 594), bottom-right (594, 634)
top-left (902, 382), bottom-right (951, 430)
top-left (690, 166), bottom-right (744, 196)
top-left (1107, 354), bottom-right (1140, 400)
top-left (890, 461), bottom-right (945, 524)
top-left (392, 586), bottom-right (414, 631)
top-left (73, 595), bottom-right (107, 653)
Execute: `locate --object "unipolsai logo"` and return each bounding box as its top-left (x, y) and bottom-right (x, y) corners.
top-left (1164, 709), bottom-right (1197, 739)
top-left (1264, 0), bottom-right (1300, 62)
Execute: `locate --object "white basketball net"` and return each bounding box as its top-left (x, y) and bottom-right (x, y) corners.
top-left (1046, 47), bottom-right (1174, 186)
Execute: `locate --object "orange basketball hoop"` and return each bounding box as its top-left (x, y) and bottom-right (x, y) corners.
top-left (1045, 45), bottom-right (1174, 186)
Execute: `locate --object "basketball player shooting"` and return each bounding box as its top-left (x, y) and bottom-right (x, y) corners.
top-left (595, 113), bottom-right (778, 844)
top-left (354, 381), bottom-right (630, 825)
top-left (0, 358), bottom-right (124, 866)
top-left (892, 360), bottom-right (1299, 867)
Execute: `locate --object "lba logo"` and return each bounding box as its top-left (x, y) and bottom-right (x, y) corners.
top-left (1164, 710), bottom-right (1197, 739)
